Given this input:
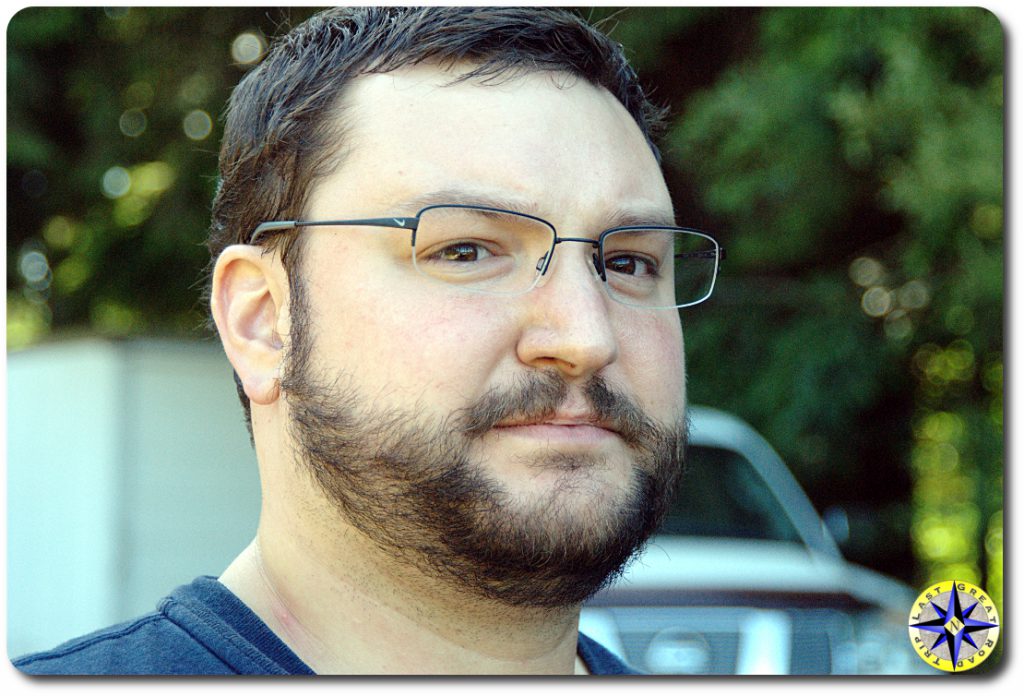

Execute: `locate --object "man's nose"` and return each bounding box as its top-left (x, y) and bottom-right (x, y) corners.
top-left (515, 246), bottom-right (619, 379)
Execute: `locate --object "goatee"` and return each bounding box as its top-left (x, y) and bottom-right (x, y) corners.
top-left (281, 282), bottom-right (687, 608)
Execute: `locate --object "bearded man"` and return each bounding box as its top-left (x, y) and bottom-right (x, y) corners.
top-left (15, 7), bottom-right (722, 675)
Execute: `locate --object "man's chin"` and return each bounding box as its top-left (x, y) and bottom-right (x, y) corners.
top-left (431, 465), bottom-right (662, 608)
top-left (497, 462), bottom-right (637, 524)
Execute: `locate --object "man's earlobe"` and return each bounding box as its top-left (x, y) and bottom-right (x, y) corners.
top-left (210, 245), bottom-right (287, 406)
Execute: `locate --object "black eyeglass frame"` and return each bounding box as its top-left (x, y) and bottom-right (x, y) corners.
top-left (250, 203), bottom-right (724, 308)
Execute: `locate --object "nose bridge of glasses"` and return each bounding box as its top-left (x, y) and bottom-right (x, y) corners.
top-left (538, 235), bottom-right (603, 278)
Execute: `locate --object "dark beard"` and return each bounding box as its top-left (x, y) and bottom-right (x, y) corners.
top-left (281, 282), bottom-right (687, 608)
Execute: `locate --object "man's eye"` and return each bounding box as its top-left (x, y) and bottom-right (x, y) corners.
top-left (436, 242), bottom-right (492, 263)
top-left (605, 254), bottom-right (658, 277)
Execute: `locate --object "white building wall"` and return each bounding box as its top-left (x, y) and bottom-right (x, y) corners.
top-left (6, 339), bottom-right (261, 658)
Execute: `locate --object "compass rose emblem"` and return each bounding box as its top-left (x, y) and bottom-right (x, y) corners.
top-left (908, 580), bottom-right (1000, 672)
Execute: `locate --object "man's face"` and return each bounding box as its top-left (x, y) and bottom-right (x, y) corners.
top-left (280, 65), bottom-right (687, 606)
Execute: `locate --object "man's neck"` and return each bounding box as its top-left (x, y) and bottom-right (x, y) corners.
top-left (219, 523), bottom-right (587, 675)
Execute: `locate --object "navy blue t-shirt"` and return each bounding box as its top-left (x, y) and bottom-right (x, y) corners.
top-left (13, 576), bottom-right (639, 675)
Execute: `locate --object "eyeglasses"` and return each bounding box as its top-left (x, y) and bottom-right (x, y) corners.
top-left (251, 204), bottom-right (723, 309)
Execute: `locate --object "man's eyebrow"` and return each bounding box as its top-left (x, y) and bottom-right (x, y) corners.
top-left (394, 189), bottom-right (542, 217)
top-left (394, 189), bottom-right (676, 229)
top-left (604, 206), bottom-right (678, 229)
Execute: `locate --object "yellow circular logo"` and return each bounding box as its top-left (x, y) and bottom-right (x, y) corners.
top-left (908, 580), bottom-right (1000, 672)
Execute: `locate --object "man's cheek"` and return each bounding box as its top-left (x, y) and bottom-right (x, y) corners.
top-left (621, 325), bottom-right (684, 402)
top-left (361, 306), bottom-right (511, 395)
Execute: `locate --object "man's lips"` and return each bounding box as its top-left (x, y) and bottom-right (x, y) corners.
top-left (491, 416), bottom-right (619, 444)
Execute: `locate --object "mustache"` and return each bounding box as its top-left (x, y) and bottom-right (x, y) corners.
top-left (454, 371), bottom-right (662, 450)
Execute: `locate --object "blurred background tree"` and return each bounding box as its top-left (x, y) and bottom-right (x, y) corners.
top-left (7, 7), bottom-right (1003, 610)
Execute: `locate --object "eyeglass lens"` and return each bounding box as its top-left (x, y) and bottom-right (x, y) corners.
top-left (411, 206), bottom-right (717, 308)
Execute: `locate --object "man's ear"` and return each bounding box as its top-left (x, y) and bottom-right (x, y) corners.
top-left (210, 245), bottom-right (289, 406)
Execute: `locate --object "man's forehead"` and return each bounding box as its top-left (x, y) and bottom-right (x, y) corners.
top-left (314, 62), bottom-right (672, 226)
top-left (340, 61), bottom-right (642, 143)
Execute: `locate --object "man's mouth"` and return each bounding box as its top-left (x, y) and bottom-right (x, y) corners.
top-left (491, 414), bottom-right (619, 444)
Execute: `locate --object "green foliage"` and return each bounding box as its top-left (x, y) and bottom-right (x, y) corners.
top-left (7, 7), bottom-right (318, 345)
top-left (641, 7), bottom-right (1002, 589)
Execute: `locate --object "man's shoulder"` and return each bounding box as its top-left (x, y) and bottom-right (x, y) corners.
top-left (11, 576), bottom-right (312, 676)
top-left (12, 609), bottom-right (233, 676)
top-left (577, 632), bottom-right (643, 675)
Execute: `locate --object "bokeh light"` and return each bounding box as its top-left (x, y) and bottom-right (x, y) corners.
top-left (119, 108), bottom-right (147, 138)
top-left (945, 305), bottom-right (975, 335)
top-left (848, 256), bottom-right (885, 287)
top-left (884, 309), bottom-right (913, 342)
top-left (913, 341), bottom-right (976, 386)
top-left (19, 250), bottom-right (51, 288)
top-left (970, 203), bottom-right (1002, 239)
top-left (183, 110), bottom-right (213, 140)
top-left (860, 286), bottom-right (892, 317)
top-left (124, 81), bottom-right (154, 109)
top-left (231, 32), bottom-right (265, 65)
top-left (981, 362), bottom-right (1002, 394)
top-left (178, 73), bottom-right (212, 105)
top-left (985, 511), bottom-right (1003, 612)
top-left (53, 256), bottom-right (91, 294)
top-left (90, 298), bottom-right (145, 334)
top-left (897, 279), bottom-right (930, 310)
top-left (6, 298), bottom-right (52, 349)
top-left (42, 216), bottom-right (77, 250)
top-left (918, 411), bottom-right (965, 443)
top-left (111, 161), bottom-right (176, 228)
top-left (101, 166), bottom-right (131, 199)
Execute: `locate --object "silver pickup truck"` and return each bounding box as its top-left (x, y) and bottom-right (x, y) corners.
top-left (581, 405), bottom-right (932, 675)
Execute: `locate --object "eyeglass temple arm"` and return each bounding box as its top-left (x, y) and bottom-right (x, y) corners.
top-left (250, 217), bottom-right (419, 245)
top-left (674, 247), bottom-right (726, 261)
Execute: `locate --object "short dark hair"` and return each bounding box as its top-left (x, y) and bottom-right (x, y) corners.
top-left (207, 6), bottom-right (669, 433)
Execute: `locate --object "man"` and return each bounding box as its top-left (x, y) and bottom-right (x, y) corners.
top-left (15, 7), bottom-right (720, 675)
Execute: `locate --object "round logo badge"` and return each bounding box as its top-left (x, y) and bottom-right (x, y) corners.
top-left (908, 580), bottom-right (1000, 672)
